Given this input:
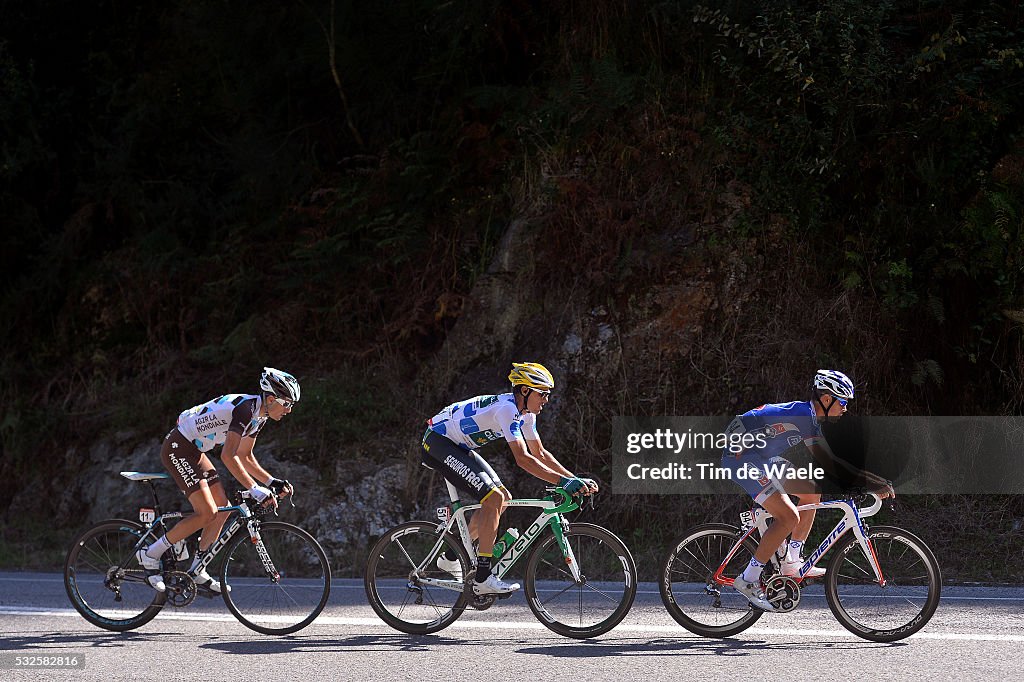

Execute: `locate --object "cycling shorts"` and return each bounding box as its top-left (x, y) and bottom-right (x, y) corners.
top-left (421, 430), bottom-right (505, 504)
top-left (161, 428), bottom-right (221, 496)
top-left (720, 446), bottom-right (792, 505)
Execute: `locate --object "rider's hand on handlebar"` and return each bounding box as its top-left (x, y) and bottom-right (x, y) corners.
top-left (579, 477), bottom-right (599, 495)
top-left (558, 476), bottom-right (587, 496)
top-left (267, 477), bottom-right (293, 499)
top-left (249, 483), bottom-right (279, 508)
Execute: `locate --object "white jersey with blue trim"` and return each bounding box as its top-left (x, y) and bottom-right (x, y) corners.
top-left (176, 393), bottom-right (268, 453)
top-left (428, 393), bottom-right (538, 450)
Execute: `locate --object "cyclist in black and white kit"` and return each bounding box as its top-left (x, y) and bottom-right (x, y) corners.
top-left (135, 367), bottom-right (299, 592)
top-left (421, 362), bottom-right (597, 595)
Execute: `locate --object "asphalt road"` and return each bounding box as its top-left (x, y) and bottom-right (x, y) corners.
top-left (1, 571), bottom-right (1022, 681)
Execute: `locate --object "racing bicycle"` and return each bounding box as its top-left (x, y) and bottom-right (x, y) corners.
top-left (364, 480), bottom-right (637, 638)
top-left (659, 493), bottom-right (941, 642)
top-left (64, 471), bottom-right (331, 635)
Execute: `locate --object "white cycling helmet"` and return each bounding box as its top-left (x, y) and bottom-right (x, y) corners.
top-left (260, 367), bottom-right (301, 402)
top-left (814, 369), bottom-right (854, 400)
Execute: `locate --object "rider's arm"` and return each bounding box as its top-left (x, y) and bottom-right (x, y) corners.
top-left (234, 435), bottom-right (275, 484)
top-left (524, 432), bottom-right (598, 491)
top-left (219, 431), bottom-right (260, 489)
top-left (507, 438), bottom-right (564, 484)
top-left (523, 436), bottom-right (575, 479)
top-left (805, 438), bottom-right (894, 498)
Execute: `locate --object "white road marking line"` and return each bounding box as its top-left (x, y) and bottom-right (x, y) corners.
top-left (2, 607), bottom-right (1022, 642)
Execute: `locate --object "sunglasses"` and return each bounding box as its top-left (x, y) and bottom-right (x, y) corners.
top-left (836, 397), bottom-right (848, 407)
top-left (530, 389), bottom-right (551, 397)
top-left (273, 397), bottom-right (295, 409)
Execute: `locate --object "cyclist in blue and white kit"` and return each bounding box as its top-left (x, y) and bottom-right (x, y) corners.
top-left (722, 369), bottom-right (894, 611)
top-left (421, 362), bottom-right (597, 595)
top-left (135, 367), bottom-right (299, 592)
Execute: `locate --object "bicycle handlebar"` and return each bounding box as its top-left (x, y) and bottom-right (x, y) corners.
top-left (858, 493), bottom-right (884, 518)
top-left (233, 489), bottom-right (292, 517)
top-left (544, 487), bottom-right (585, 514)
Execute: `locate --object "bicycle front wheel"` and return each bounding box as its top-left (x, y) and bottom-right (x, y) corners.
top-left (825, 525), bottom-right (942, 642)
top-left (364, 521), bottom-right (470, 635)
top-left (221, 521), bottom-right (331, 635)
top-left (523, 522), bottom-right (637, 639)
top-left (64, 519), bottom-right (166, 631)
top-left (659, 523), bottom-right (763, 638)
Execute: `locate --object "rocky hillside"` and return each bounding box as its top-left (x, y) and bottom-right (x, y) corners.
top-left (2, 1), bottom-right (1023, 579)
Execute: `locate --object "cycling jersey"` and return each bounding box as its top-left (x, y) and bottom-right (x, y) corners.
top-left (176, 394), bottom-right (267, 453)
top-left (722, 401), bottom-right (822, 502)
top-left (728, 400), bottom-right (823, 458)
top-left (428, 393), bottom-right (538, 450)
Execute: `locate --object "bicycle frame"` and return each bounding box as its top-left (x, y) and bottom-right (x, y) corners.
top-left (715, 494), bottom-right (886, 587)
top-left (117, 472), bottom-right (258, 578)
top-left (414, 480), bottom-right (580, 592)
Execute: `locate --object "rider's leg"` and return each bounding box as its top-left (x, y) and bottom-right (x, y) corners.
top-left (137, 482), bottom-right (215, 592)
top-left (475, 487), bottom-right (508, 557)
top-left (748, 492), bottom-right (800, 575)
top-left (468, 486), bottom-right (509, 543)
top-left (185, 482), bottom-right (230, 592)
top-left (158, 437), bottom-right (220, 548)
top-left (731, 491), bottom-right (798, 612)
top-left (473, 487), bottom-right (518, 592)
top-left (195, 481), bottom-right (231, 551)
top-left (165, 483), bottom-right (218, 546)
top-left (788, 492), bottom-right (820, 548)
top-left (783, 473), bottom-right (821, 561)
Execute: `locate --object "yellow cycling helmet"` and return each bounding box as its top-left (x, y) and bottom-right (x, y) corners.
top-left (508, 362), bottom-right (555, 391)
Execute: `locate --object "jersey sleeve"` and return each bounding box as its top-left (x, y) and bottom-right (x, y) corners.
top-left (494, 404), bottom-right (527, 443)
top-left (228, 399), bottom-right (257, 435)
top-left (520, 412), bottom-right (540, 440)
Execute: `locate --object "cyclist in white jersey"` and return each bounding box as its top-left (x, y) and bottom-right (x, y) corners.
top-left (134, 367), bottom-right (300, 592)
top-left (421, 362), bottom-right (598, 595)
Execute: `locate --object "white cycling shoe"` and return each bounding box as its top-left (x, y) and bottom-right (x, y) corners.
top-left (472, 574), bottom-right (521, 595)
top-left (190, 568), bottom-right (229, 593)
top-left (436, 556), bottom-right (463, 582)
top-left (733, 576), bottom-right (775, 611)
top-left (135, 548), bottom-right (166, 592)
top-left (781, 558), bottom-right (826, 579)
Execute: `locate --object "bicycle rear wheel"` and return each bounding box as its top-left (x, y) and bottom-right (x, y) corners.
top-left (825, 525), bottom-right (941, 642)
top-left (221, 521), bottom-right (331, 635)
top-left (523, 522), bottom-right (637, 639)
top-left (364, 521), bottom-right (470, 635)
top-left (659, 523), bottom-right (764, 638)
top-left (64, 519), bottom-right (166, 631)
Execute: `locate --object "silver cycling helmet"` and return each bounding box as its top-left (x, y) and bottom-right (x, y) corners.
top-left (260, 367), bottom-right (301, 402)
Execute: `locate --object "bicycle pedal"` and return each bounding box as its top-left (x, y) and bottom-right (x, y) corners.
top-left (195, 585), bottom-right (219, 599)
top-left (496, 592), bottom-right (515, 600)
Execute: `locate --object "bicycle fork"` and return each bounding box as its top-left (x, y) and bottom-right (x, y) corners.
top-left (245, 521), bottom-right (281, 583)
top-left (548, 516), bottom-right (584, 584)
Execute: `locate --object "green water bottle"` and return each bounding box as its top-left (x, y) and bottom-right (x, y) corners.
top-left (491, 528), bottom-right (521, 560)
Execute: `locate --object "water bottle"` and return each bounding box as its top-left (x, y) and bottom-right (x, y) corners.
top-left (492, 528), bottom-right (520, 560)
